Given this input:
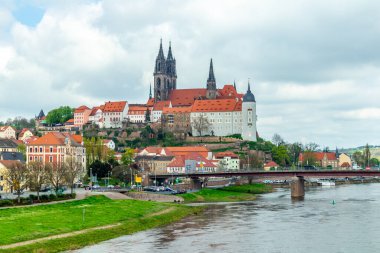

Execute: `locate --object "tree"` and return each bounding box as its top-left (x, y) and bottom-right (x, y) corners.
top-left (242, 152), bottom-right (264, 170)
top-left (287, 142), bottom-right (303, 166)
top-left (272, 133), bottom-right (284, 147)
top-left (369, 158), bottom-right (379, 167)
top-left (17, 143), bottom-right (26, 161)
top-left (363, 143), bottom-right (371, 167)
top-left (28, 162), bottom-right (48, 201)
top-left (272, 145), bottom-right (290, 167)
top-left (121, 148), bottom-right (135, 167)
top-left (4, 162), bottom-right (29, 203)
top-left (45, 106), bottom-right (74, 125)
top-left (46, 163), bottom-right (66, 194)
top-left (352, 151), bottom-right (364, 167)
top-left (192, 114), bottom-right (211, 136)
top-left (64, 157), bottom-right (84, 194)
top-left (302, 152), bottom-right (317, 166)
top-left (305, 142), bottom-right (319, 152)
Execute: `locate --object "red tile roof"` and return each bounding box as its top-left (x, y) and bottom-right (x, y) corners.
top-left (265, 161), bottom-right (279, 167)
top-left (153, 101), bottom-right (171, 111)
top-left (128, 106), bottom-right (147, 115)
top-left (74, 105), bottom-right (90, 113)
top-left (103, 101), bottom-right (127, 112)
top-left (169, 89), bottom-right (207, 106)
top-left (0, 126), bottom-right (16, 132)
top-left (215, 151), bottom-right (239, 159)
top-left (89, 107), bottom-right (101, 116)
top-left (19, 128), bottom-right (32, 138)
top-left (299, 152), bottom-right (337, 162)
top-left (162, 107), bottom-right (191, 114)
top-left (146, 98), bottom-right (155, 107)
top-left (28, 132), bottom-right (82, 146)
top-left (191, 99), bottom-right (242, 112)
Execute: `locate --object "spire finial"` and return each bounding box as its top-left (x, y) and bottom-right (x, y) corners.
top-left (208, 58), bottom-right (215, 82)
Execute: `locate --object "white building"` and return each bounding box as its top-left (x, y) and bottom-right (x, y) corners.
top-left (102, 101), bottom-right (128, 128)
top-left (241, 83), bottom-right (257, 142)
top-left (127, 105), bottom-right (147, 123)
top-left (0, 126), bottom-right (16, 139)
top-left (103, 139), bottom-right (116, 150)
top-left (152, 101), bottom-right (171, 123)
top-left (88, 107), bottom-right (104, 128)
top-left (214, 151), bottom-right (240, 171)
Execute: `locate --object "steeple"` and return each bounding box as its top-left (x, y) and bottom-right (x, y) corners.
top-left (158, 38), bottom-right (165, 59)
top-left (167, 41), bottom-right (173, 60)
top-left (149, 83), bottom-right (152, 99)
top-left (207, 58), bottom-right (216, 82)
top-left (154, 39), bottom-right (166, 74)
top-left (234, 80), bottom-right (236, 90)
top-left (243, 79), bottom-right (255, 102)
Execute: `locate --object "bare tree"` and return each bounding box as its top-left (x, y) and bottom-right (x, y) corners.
top-left (28, 161), bottom-right (48, 201)
top-left (4, 162), bottom-right (29, 203)
top-left (272, 133), bottom-right (284, 146)
top-left (64, 156), bottom-right (84, 194)
top-left (46, 163), bottom-right (66, 194)
top-left (192, 114), bottom-right (211, 136)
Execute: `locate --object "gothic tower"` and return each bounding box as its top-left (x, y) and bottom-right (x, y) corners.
top-left (153, 40), bottom-right (177, 102)
top-left (242, 80), bottom-right (257, 141)
top-left (206, 58), bottom-right (217, 99)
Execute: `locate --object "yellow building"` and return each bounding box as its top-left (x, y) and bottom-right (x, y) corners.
top-left (339, 153), bottom-right (352, 169)
top-left (0, 160), bottom-right (18, 193)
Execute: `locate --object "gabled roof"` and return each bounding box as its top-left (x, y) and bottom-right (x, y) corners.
top-left (0, 139), bottom-right (18, 148)
top-left (265, 161), bottom-right (279, 167)
top-left (19, 128), bottom-right (32, 138)
top-left (65, 119), bottom-right (74, 124)
top-left (0, 126), bottom-right (16, 132)
top-left (0, 152), bottom-right (24, 161)
top-left (146, 98), bottom-right (155, 107)
top-left (103, 101), bottom-right (127, 112)
top-left (299, 152), bottom-right (338, 162)
top-left (218, 84), bottom-right (243, 99)
top-left (28, 132), bottom-right (82, 146)
top-left (74, 105), bottom-right (90, 113)
top-left (153, 101), bottom-right (171, 111)
top-left (215, 151), bottom-right (239, 159)
top-left (169, 89), bottom-right (207, 106)
top-left (191, 99), bottom-right (242, 112)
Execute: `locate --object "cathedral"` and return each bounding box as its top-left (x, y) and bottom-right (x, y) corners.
top-left (148, 40), bottom-right (257, 141)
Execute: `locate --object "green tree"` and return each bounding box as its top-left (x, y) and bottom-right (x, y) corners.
top-left (369, 158), bottom-right (379, 167)
top-left (352, 151), bottom-right (364, 167)
top-left (45, 106), bottom-right (74, 125)
top-left (287, 142), bottom-right (303, 166)
top-left (121, 148), bottom-right (135, 167)
top-left (17, 144), bottom-right (27, 161)
top-left (272, 145), bottom-right (290, 167)
top-left (363, 144), bottom-right (371, 167)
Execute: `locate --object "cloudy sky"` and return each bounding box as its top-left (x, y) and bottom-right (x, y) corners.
top-left (0, 0), bottom-right (379, 148)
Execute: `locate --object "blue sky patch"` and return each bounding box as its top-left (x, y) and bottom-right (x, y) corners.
top-left (13, 2), bottom-right (45, 27)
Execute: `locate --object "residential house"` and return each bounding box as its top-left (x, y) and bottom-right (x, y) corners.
top-left (103, 139), bottom-right (116, 150)
top-left (0, 160), bottom-right (24, 192)
top-left (338, 153), bottom-right (352, 169)
top-left (0, 139), bottom-right (18, 152)
top-left (0, 152), bottom-right (24, 162)
top-left (167, 153), bottom-right (217, 174)
top-left (135, 155), bottom-right (174, 174)
top-left (26, 132), bottom-right (86, 173)
top-left (138, 146), bottom-right (211, 159)
top-left (214, 151), bottom-right (240, 171)
top-left (102, 101), bottom-right (128, 128)
top-left (298, 152), bottom-right (339, 168)
top-left (74, 105), bottom-right (92, 127)
top-left (18, 128), bottom-right (33, 141)
top-left (0, 126), bottom-right (16, 139)
top-left (88, 106), bottom-right (104, 128)
top-left (264, 161), bottom-right (279, 171)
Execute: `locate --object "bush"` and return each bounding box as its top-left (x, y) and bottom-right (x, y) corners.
top-left (40, 195), bottom-right (49, 201)
top-left (0, 199), bottom-right (13, 207)
top-left (29, 194), bottom-right (37, 200)
top-left (49, 194), bottom-right (57, 200)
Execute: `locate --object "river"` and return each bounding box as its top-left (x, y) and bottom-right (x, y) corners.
top-left (73, 183), bottom-right (380, 253)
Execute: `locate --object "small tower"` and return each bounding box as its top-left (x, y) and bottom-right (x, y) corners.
top-left (206, 58), bottom-right (217, 99)
top-left (241, 80), bottom-right (257, 141)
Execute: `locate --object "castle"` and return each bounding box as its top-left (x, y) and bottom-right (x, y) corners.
top-left (149, 40), bottom-right (257, 141)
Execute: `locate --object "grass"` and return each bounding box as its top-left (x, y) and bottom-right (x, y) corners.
top-left (181, 183), bottom-right (272, 203)
top-left (0, 196), bottom-right (201, 253)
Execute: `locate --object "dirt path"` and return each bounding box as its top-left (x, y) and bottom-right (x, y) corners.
top-left (0, 206), bottom-right (176, 249)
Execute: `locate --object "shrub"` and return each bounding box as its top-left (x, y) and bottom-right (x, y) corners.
top-left (0, 199), bottom-right (13, 207)
top-left (40, 195), bottom-right (49, 201)
top-left (29, 194), bottom-right (37, 200)
top-left (49, 194), bottom-right (57, 200)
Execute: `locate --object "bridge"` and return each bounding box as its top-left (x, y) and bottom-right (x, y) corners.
top-left (149, 170), bottom-right (380, 198)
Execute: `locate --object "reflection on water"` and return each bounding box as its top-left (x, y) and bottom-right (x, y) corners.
top-left (72, 184), bottom-right (380, 253)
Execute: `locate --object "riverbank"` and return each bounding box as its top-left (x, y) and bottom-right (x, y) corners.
top-left (0, 195), bottom-right (202, 253)
top-left (181, 183), bottom-right (272, 203)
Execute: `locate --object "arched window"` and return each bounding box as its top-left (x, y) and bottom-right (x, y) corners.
top-left (156, 78), bottom-right (161, 89)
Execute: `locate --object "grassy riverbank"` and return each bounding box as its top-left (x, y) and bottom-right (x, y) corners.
top-left (181, 183), bottom-right (272, 203)
top-left (0, 196), bottom-right (202, 253)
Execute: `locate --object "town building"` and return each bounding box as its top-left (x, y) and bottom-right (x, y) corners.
top-left (298, 152), bottom-right (339, 168)
top-left (103, 139), bottom-right (116, 150)
top-left (102, 101), bottom-right (128, 128)
top-left (0, 151), bottom-right (24, 161)
top-left (0, 160), bottom-right (21, 192)
top-left (88, 106), bottom-right (104, 128)
top-left (18, 128), bottom-right (34, 142)
top-left (214, 151), bottom-right (240, 171)
top-left (0, 126), bottom-right (16, 139)
top-left (338, 153), bottom-right (352, 169)
top-left (0, 139), bottom-right (18, 152)
top-left (26, 132), bottom-right (86, 172)
top-left (127, 105), bottom-right (147, 123)
top-left (161, 107), bottom-right (191, 136)
top-left (74, 105), bottom-right (92, 127)
top-left (264, 161), bottom-right (279, 171)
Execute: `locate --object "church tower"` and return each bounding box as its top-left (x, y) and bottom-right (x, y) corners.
top-left (153, 40), bottom-right (176, 102)
top-left (206, 58), bottom-right (217, 99)
top-left (242, 80), bottom-right (257, 141)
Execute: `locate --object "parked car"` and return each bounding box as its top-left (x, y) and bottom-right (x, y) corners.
top-left (107, 185), bottom-right (115, 189)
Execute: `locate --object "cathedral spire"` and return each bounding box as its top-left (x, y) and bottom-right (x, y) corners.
top-left (167, 41), bottom-right (173, 60)
top-left (158, 38), bottom-right (165, 59)
top-left (207, 58), bottom-right (215, 82)
top-left (234, 80), bottom-right (236, 90)
top-left (149, 83), bottom-right (152, 99)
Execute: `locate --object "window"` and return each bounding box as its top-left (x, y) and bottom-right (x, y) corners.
top-left (29, 147), bottom-right (33, 152)
top-left (49, 156), bottom-right (53, 162)
top-left (50, 147), bottom-right (53, 152)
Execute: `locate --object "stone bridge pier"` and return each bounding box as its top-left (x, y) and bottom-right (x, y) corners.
top-left (290, 176), bottom-right (305, 199)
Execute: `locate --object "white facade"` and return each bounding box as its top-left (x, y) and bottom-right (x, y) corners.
top-left (241, 101), bottom-right (257, 141)
top-left (216, 157), bottom-right (240, 171)
top-left (103, 140), bottom-right (116, 150)
top-left (152, 110), bottom-right (162, 123)
top-left (89, 108), bottom-right (104, 128)
top-left (190, 111), bottom-right (242, 137)
top-left (103, 102), bottom-right (128, 129)
top-left (0, 126), bottom-right (16, 139)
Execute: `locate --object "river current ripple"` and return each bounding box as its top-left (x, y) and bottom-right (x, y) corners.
top-left (72, 184), bottom-right (380, 253)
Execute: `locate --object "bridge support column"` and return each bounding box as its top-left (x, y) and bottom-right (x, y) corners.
top-left (190, 178), bottom-right (203, 190)
top-left (290, 176), bottom-right (305, 199)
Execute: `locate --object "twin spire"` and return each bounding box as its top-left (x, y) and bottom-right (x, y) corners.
top-left (157, 38), bottom-right (174, 60)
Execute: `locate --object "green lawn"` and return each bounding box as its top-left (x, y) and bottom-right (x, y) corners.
top-left (0, 196), bottom-right (199, 252)
top-left (181, 183), bottom-right (272, 203)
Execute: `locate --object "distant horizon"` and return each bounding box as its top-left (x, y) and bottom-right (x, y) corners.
top-left (1, 1), bottom-right (379, 148)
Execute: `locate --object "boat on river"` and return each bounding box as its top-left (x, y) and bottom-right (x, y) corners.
top-left (317, 179), bottom-right (336, 186)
